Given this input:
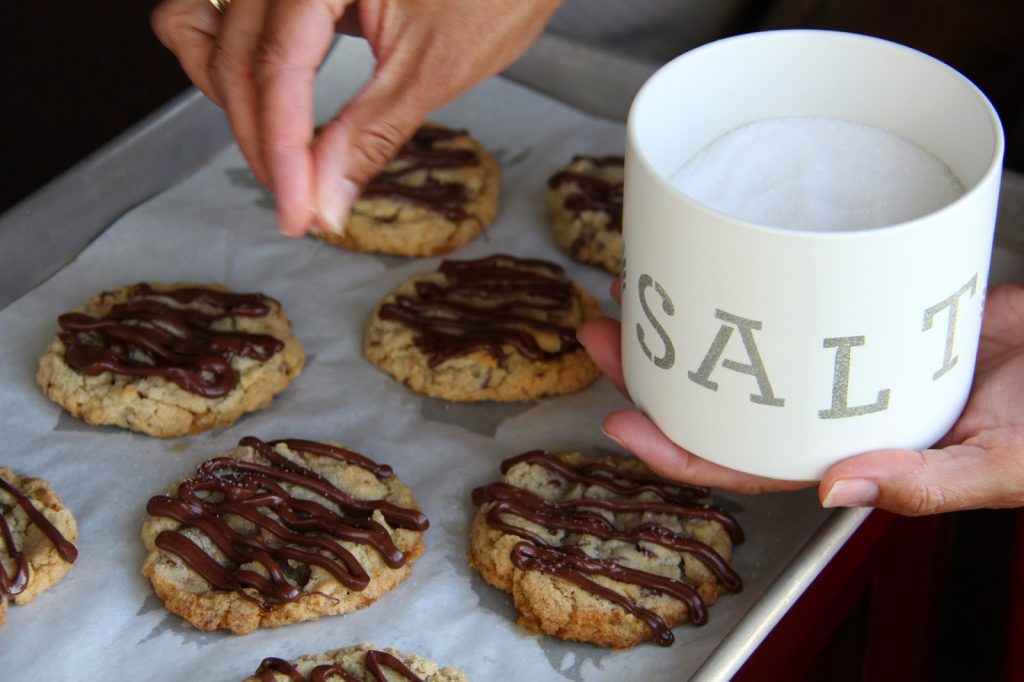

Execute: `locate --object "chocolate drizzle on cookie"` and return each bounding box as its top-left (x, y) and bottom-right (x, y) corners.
top-left (362, 125), bottom-right (480, 221)
top-left (548, 155), bottom-right (624, 232)
top-left (0, 472), bottom-right (78, 597)
top-left (255, 650), bottom-right (424, 682)
top-left (377, 254), bottom-right (584, 367)
top-left (471, 450), bottom-right (744, 646)
top-left (146, 437), bottom-right (428, 609)
top-left (56, 284), bottom-right (285, 399)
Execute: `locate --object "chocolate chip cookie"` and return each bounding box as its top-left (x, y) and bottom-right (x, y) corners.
top-left (37, 283), bottom-right (305, 438)
top-left (318, 124), bottom-right (501, 257)
top-left (468, 450), bottom-right (743, 648)
top-left (547, 155), bottom-right (624, 275)
top-left (141, 437), bottom-right (428, 634)
top-left (1, 467), bottom-right (78, 627)
top-left (244, 643), bottom-right (468, 681)
top-left (364, 254), bottom-right (602, 402)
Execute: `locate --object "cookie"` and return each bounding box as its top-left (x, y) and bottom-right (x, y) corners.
top-left (317, 124), bottom-right (501, 257)
top-left (141, 436), bottom-right (428, 635)
top-left (1, 467), bottom-right (79, 627)
top-left (245, 643), bottom-right (468, 682)
top-left (364, 254), bottom-right (602, 402)
top-left (468, 450), bottom-right (744, 648)
top-left (37, 282), bottom-right (305, 438)
top-left (546, 156), bottom-right (624, 274)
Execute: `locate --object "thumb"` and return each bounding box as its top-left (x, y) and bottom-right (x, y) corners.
top-left (311, 64), bottom-right (431, 233)
top-left (819, 444), bottom-right (1009, 515)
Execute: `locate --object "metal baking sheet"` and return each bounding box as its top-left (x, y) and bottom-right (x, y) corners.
top-left (2, 35), bottom-right (1021, 681)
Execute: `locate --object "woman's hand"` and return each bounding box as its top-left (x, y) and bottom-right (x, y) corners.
top-left (151, 0), bottom-right (562, 235)
top-left (578, 281), bottom-right (1024, 514)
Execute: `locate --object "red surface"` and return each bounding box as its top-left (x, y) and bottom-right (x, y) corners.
top-left (1007, 509), bottom-right (1024, 681)
top-left (735, 510), bottom-right (951, 680)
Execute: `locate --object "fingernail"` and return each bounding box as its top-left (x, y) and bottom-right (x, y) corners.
top-left (822, 478), bottom-right (880, 508)
top-left (318, 179), bottom-right (359, 234)
top-left (304, 207), bottom-right (323, 236)
top-left (601, 425), bottom-right (628, 451)
top-left (279, 221), bottom-right (306, 239)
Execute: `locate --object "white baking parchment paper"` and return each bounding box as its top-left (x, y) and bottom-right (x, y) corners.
top-left (0, 38), bottom-right (839, 681)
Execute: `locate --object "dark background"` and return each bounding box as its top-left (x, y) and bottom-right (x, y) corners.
top-left (2, 2), bottom-right (1022, 679)
top-left (1, 2), bottom-right (189, 211)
